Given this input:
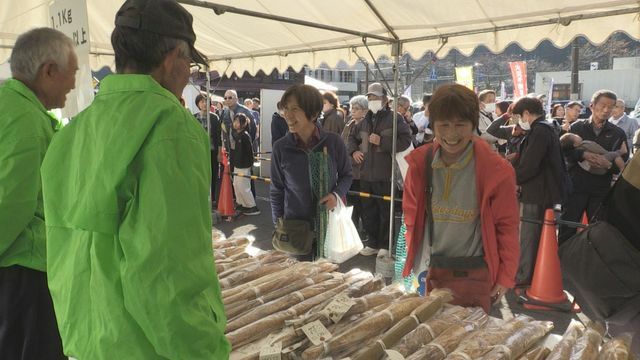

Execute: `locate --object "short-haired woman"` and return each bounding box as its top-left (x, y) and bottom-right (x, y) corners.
top-left (401, 84), bottom-right (520, 312)
top-left (321, 91), bottom-right (345, 135)
top-left (270, 85), bottom-right (353, 259)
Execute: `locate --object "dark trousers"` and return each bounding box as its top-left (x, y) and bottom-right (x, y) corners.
top-left (558, 189), bottom-right (607, 245)
top-left (516, 203), bottom-right (545, 286)
top-left (360, 180), bottom-right (391, 250)
top-left (211, 149), bottom-right (219, 202)
top-left (0, 266), bottom-right (66, 360)
top-left (346, 180), bottom-right (363, 232)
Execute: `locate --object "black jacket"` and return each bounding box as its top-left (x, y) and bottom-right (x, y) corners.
top-left (231, 130), bottom-right (254, 169)
top-left (515, 117), bottom-right (566, 206)
top-left (271, 112), bottom-right (288, 145)
top-left (565, 118), bottom-right (627, 192)
top-left (347, 107), bottom-right (412, 182)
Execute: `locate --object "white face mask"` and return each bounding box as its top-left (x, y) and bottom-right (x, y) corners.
top-left (484, 102), bottom-right (496, 113)
top-left (518, 117), bottom-right (531, 131)
top-left (368, 100), bottom-right (383, 114)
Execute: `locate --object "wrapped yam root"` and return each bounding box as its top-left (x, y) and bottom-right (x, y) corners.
top-left (518, 346), bottom-right (551, 360)
top-left (227, 280), bottom-right (352, 348)
top-left (301, 294), bottom-right (427, 359)
top-left (392, 306), bottom-right (473, 357)
top-left (481, 320), bottom-right (554, 360)
top-left (570, 322), bottom-right (605, 360)
top-left (548, 322), bottom-right (585, 360)
top-left (597, 334), bottom-right (633, 360)
top-left (352, 288), bottom-right (453, 360)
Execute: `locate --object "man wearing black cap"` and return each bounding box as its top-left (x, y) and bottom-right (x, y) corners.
top-left (348, 82), bottom-right (412, 257)
top-left (40, 0), bottom-right (230, 358)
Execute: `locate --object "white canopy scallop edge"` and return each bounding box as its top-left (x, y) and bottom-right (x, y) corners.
top-left (1, 0), bottom-right (639, 76)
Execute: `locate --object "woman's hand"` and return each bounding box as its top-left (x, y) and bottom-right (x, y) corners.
top-left (490, 284), bottom-right (508, 306)
top-left (320, 193), bottom-right (338, 210)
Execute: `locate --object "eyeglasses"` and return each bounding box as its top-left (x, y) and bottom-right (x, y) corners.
top-left (224, 97), bottom-right (234, 100)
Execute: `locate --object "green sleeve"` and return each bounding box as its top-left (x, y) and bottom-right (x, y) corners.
top-left (118, 137), bottom-right (230, 359)
top-left (0, 137), bottom-right (41, 258)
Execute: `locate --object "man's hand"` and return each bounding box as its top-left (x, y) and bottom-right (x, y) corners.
top-left (369, 133), bottom-right (381, 146)
top-left (352, 151), bottom-right (364, 164)
top-left (319, 193), bottom-right (338, 211)
top-left (584, 152), bottom-right (611, 169)
top-left (490, 284), bottom-right (508, 306)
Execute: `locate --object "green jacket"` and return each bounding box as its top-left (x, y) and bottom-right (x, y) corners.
top-left (41, 75), bottom-right (230, 359)
top-left (0, 79), bottom-right (57, 271)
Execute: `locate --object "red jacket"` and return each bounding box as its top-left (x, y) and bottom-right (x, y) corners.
top-left (402, 137), bottom-right (520, 289)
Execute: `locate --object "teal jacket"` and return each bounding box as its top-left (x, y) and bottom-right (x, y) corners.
top-left (41, 75), bottom-right (230, 359)
top-left (0, 78), bottom-right (57, 271)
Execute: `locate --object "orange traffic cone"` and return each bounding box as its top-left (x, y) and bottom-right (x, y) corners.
top-left (520, 209), bottom-right (580, 312)
top-left (577, 212), bottom-right (588, 233)
top-left (217, 149), bottom-right (235, 217)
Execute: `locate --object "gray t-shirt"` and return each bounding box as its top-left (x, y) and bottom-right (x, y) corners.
top-left (429, 143), bottom-right (484, 258)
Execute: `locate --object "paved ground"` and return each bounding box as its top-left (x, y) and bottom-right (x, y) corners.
top-left (215, 180), bottom-right (639, 353)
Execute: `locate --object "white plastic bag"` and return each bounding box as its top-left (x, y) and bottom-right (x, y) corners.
top-left (325, 196), bottom-right (363, 263)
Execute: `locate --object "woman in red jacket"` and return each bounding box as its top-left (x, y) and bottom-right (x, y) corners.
top-left (402, 84), bottom-right (520, 312)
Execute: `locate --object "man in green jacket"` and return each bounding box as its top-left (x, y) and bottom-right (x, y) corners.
top-left (0, 28), bottom-right (77, 359)
top-left (40, 0), bottom-right (230, 359)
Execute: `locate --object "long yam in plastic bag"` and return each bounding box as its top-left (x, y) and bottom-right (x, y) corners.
top-left (226, 280), bottom-right (352, 348)
top-left (300, 294), bottom-right (427, 359)
top-left (352, 288), bottom-right (453, 360)
top-left (226, 277), bottom-right (344, 333)
top-left (547, 322), bottom-right (585, 360)
top-left (392, 306), bottom-right (473, 357)
top-left (597, 334), bottom-right (632, 360)
top-left (481, 320), bottom-right (554, 360)
top-left (570, 322), bottom-right (605, 360)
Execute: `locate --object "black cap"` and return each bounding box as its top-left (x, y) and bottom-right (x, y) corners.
top-left (115, 0), bottom-right (207, 65)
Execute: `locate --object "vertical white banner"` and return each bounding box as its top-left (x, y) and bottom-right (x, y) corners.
top-left (49, 0), bottom-right (93, 120)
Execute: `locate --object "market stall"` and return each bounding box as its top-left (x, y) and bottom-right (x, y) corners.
top-left (212, 231), bottom-right (635, 360)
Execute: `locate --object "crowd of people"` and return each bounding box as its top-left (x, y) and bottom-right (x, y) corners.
top-left (2, 0), bottom-right (640, 358)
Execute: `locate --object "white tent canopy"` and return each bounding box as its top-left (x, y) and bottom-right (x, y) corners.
top-left (304, 75), bottom-right (338, 92)
top-left (1, 0), bottom-right (639, 76)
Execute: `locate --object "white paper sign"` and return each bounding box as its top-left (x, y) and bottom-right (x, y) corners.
top-left (301, 320), bottom-right (332, 346)
top-left (259, 342), bottom-right (282, 360)
top-left (324, 294), bottom-right (356, 323)
top-left (49, 0), bottom-right (94, 120)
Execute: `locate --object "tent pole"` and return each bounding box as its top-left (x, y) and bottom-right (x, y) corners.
top-left (177, 0), bottom-right (395, 43)
top-left (205, 66), bottom-right (213, 203)
top-left (388, 41), bottom-right (401, 256)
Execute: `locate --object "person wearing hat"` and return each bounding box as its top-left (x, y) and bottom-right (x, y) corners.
top-left (40, 0), bottom-right (230, 358)
top-left (0, 27), bottom-right (77, 360)
top-left (347, 82), bottom-right (412, 256)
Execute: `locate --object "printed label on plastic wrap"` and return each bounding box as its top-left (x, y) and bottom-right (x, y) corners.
top-left (259, 342), bottom-right (282, 360)
top-left (324, 294), bottom-right (356, 323)
top-left (301, 320), bottom-right (332, 346)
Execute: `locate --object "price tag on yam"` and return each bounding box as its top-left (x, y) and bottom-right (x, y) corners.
top-left (324, 294), bottom-right (355, 323)
top-left (301, 320), bottom-right (332, 346)
top-left (259, 342), bottom-right (282, 360)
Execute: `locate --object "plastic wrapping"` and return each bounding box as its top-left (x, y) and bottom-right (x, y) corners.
top-left (352, 289), bottom-right (453, 360)
top-left (446, 315), bottom-right (534, 360)
top-left (570, 323), bottom-right (605, 360)
top-left (548, 322), bottom-right (585, 360)
top-left (393, 307), bottom-right (473, 357)
top-left (301, 295), bottom-right (427, 359)
top-left (481, 320), bottom-right (554, 360)
top-left (597, 334), bottom-right (632, 360)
